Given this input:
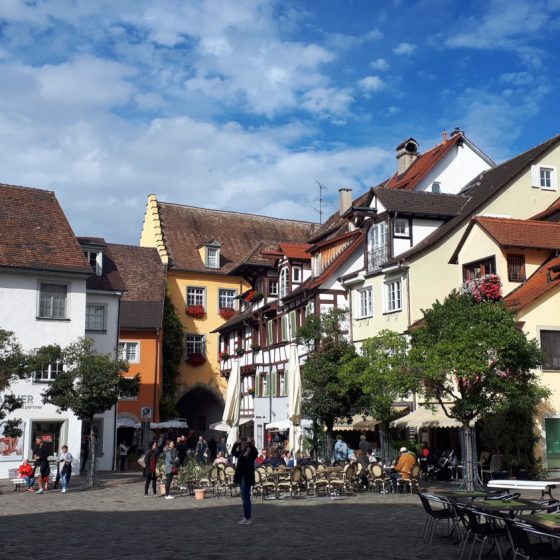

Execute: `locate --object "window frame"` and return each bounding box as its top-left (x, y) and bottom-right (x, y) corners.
top-left (118, 341), bottom-right (140, 364)
top-left (279, 267), bottom-right (289, 299)
top-left (205, 245), bottom-right (220, 269)
top-left (34, 359), bottom-right (64, 383)
top-left (531, 164), bottom-right (557, 191)
top-left (292, 266), bottom-right (302, 283)
top-left (218, 288), bottom-right (237, 310)
top-left (268, 279), bottom-right (278, 296)
top-left (540, 329), bottom-right (560, 371)
top-left (384, 278), bottom-right (403, 314)
top-left (37, 281), bottom-right (69, 320)
top-left (185, 334), bottom-right (205, 357)
top-left (85, 303), bottom-right (107, 332)
top-left (186, 286), bottom-right (206, 308)
top-left (462, 256), bottom-right (497, 282)
top-left (356, 286), bottom-right (373, 319)
top-left (507, 254), bottom-right (526, 283)
top-left (393, 218), bottom-right (410, 239)
top-left (118, 377), bottom-right (139, 401)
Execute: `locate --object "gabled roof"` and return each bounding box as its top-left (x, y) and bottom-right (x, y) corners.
top-left (0, 183), bottom-right (92, 275)
top-left (504, 255), bottom-right (560, 312)
top-left (279, 243), bottom-right (312, 260)
top-left (385, 134), bottom-right (560, 266)
top-left (374, 187), bottom-right (469, 218)
top-left (158, 202), bottom-right (318, 274)
top-left (108, 244), bottom-right (166, 330)
top-left (531, 197), bottom-right (560, 221)
top-left (384, 133), bottom-right (465, 191)
top-left (78, 238), bottom-right (126, 293)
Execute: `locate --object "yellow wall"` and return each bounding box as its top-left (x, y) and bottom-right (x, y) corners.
top-left (167, 271), bottom-right (250, 398)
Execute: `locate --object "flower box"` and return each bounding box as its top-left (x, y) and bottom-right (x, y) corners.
top-left (235, 347), bottom-right (245, 357)
top-left (219, 307), bottom-right (236, 321)
top-left (186, 354), bottom-right (206, 367)
top-left (219, 352), bottom-right (230, 361)
top-left (244, 290), bottom-right (263, 303)
top-left (461, 274), bottom-right (502, 302)
top-left (251, 344), bottom-right (261, 352)
top-left (185, 304), bottom-right (206, 319)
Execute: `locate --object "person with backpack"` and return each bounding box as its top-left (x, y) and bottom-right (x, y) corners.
top-left (333, 434), bottom-right (348, 464)
top-left (143, 441), bottom-right (159, 497)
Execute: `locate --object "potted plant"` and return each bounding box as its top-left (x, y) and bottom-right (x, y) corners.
top-left (177, 461), bottom-right (210, 496)
top-left (251, 343), bottom-right (261, 352)
top-left (219, 351), bottom-right (230, 361)
top-left (219, 307), bottom-right (236, 321)
top-left (185, 304), bottom-right (206, 319)
top-left (156, 455), bottom-right (167, 496)
top-left (186, 353), bottom-right (206, 366)
top-left (235, 347), bottom-right (245, 357)
top-left (244, 290), bottom-right (263, 303)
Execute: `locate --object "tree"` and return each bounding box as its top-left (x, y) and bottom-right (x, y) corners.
top-left (160, 286), bottom-right (184, 419)
top-left (409, 289), bottom-right (546, 489)
top-left (42, 337), bottom-right (139, 487)
top-left (298, 308), bottom-right (360, 458)
top-left (342, 329), bottom-right (412, 462)
top-left (0, 329), bottom-right (28, 439)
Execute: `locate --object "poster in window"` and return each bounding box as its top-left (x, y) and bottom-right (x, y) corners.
top-left (0, 422), bottom-right (25, 462)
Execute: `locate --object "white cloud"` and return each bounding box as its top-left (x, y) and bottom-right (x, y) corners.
top-left (358, 75), bottom-right (385, 93)
top-left (499, 71), bottom-right (533, 85)
top-left (393, 42), bottom-right (417, 55)
top-left (301, 87), bottom-right (354, 117)
top-left (370, 58), bottom-right (389, 71)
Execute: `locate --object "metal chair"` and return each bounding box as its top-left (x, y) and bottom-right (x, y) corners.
top-left (418, 493), bottom-right (456, 545)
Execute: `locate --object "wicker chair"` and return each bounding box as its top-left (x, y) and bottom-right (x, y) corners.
top-left (303, 465), bottom-right (329, 496)
top-left (253, 468), bottom-right (276, 501)
top-left (370, 464), bottom-right (388, 493)
top-left (276, 466), bottom-right (303, 498)
top-left (396, 464), bottom-right (421, 494)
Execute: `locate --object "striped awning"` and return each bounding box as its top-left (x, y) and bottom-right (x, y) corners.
top-left (334, 415), bottom-right (381, 432)
top-left (390, 405), bottom-right (475, 429)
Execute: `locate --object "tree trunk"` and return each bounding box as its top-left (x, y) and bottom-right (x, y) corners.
top-left (88, 418), bottom-right (97, 489)
top-left (459, 424), bottom-right (483, 491)
top-left (379, 421), bottom-right (392, 465)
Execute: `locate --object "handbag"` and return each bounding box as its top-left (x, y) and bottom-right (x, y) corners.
top-left (137, 453), bottom-right (147, 469)
top-left (171, 466), bottom-right (178, 475)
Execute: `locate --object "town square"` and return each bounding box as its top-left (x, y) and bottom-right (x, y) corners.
top-left (1, 1), bottom-right (560, 559)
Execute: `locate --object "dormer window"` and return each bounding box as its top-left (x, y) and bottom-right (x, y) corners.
top-left (84, 251), bottom-right (102, 276)
top-left (204, 241), bottom-right (221, 268)
top-left (279, 267), bottom-right (289, 299)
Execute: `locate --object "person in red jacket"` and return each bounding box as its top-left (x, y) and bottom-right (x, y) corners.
top-left (18, 459), bottom-right (35, 491)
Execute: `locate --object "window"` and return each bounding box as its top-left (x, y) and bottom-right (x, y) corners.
top-left (305, 301), bottom-right (315, 317)
top-left (86, 304), bottom-right (106, 331)
top-left (462, 257), bottom-right (496, 281)
top-left (292, 266), bottom-right (302, 283)
top-left (367, 222), bottom-right (388, 269)
top-left (186, 286), bottom-right (206, 307)
top-left (432, 181), bottom-right (441, 194)
top-left (118, 342), bottom-right (140, 363)
top-left (39, 283), bottom-right (67, 319)
top-left (267, 321), bottom-right (275, 345)
top-left (260, 373), bottom-right (269, 397)
top-left (84, 251), bottom-right (102, 275)
top-left (218, 288), bottom-right (236, 309)
top-left (356, 287), bottom-right (373, 319)
top-left (279, 267), bottom-right (289, 298)
top-left (277, 371), bottom-right (286, 397)
top-left (118, 378), bottom-right (138, 401)
top-left (507, 255), bottom-right (525, 282)
top-left (541, 330), bottom-right (560, 370)
top-left (206, 247), bottom-right (219, 268)
top-left (531, 164), bottom-right (557, 191)
top-left (393, 218), bottom-right (410, 238)
top-left (268, 280), bottom-right (278, 296)
top-left (281, 315), bottom-right (289, 341)
top-left (34, 360), bottom-right (63, 383)
top-left (185, 334), bottom-right (205, 357)
top-left (385, 279), bottom-right (402, 313)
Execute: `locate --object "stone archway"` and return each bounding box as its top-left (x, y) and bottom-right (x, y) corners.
top-left (176, 385), bottom-right (224, 439)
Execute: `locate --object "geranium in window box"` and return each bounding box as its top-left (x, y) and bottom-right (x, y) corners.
top-left (219, 307), bottom-right (236, 321)
top-left (250, 344), bottom-right (261, 352)
top-left (186, 353), bottom-right (206, 366)
top-left (219, 351), bottom-right (230, 361)
top-left (461, 274), bottom-right (502, 303)
top-left (235, 347), bottom-right (245, 357)
top-left (185, 304), bottom-right (206, 319)
top-left (244, 290), bottom-right (263, 303)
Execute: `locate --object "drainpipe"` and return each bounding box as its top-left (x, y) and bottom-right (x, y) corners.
top-left (153, 327), bottom-right (161, 424)
top-left (113, 291), bottom-right (123, 472)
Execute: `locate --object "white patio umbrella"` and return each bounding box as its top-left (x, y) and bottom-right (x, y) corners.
top-left (222, 358), bottom-right (241, 454)
top-left (287, 342), bottom-right (303, 460)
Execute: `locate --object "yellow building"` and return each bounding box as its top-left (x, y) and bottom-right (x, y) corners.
top-left (140, 195), bottom-right (316, 437)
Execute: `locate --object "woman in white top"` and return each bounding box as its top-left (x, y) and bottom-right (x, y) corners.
top-left (59, 445), bottom-right (73, 493)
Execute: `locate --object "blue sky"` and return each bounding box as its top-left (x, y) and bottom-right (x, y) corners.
top-left (0, 0), bottom-right (558, 243)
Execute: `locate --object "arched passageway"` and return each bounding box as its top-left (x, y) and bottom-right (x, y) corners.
top-left (176, 386), bottom-right (223, 439)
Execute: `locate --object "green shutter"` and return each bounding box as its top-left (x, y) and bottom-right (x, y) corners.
top-left (264, 373), bottom-right (270, 397)
top-left (284, 371), bottom-right (288, 397)
top-left (267, 321), bottom-right (273, 345)
top-left (255, 375), bottom-right (260, 398)
top-left (271, 372), bottom-right (277, 397)
top-left (290, 310), bottom-right (297, 340)
top-left (281, 316), bottom-right (287, 341)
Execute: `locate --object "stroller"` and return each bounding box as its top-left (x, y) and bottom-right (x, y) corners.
top-left (423, 449), bottom-right (455, 481)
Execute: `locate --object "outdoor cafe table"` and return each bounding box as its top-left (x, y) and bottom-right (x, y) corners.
top-left (435, 490), bottom-right (490, 503)
top-left (472, 498), bottom-right (544, 517)
top-left (487, 479), bottom-right (558, 499)
top-left (520, 512), bottom-right (560, 533)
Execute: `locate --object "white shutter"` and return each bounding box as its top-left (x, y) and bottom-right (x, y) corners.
top-left (530, 165), bottom-right (540, 188)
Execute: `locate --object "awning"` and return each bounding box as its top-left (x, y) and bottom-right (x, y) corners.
top-left (150, 419), bottom-right (188, 429)
top-left (209, 417), bottom-right (253, 432)
top-left (117, 418), bottom-right (141, 429)
top-left (390, 405), bottom-right (475, 429)
top-left (333, 415), bottom-right (381, 432)
top-left (266, 419), bottom-right (313, 431)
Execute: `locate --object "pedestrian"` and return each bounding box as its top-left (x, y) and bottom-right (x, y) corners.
top-left (18, 458), bottom-right (35, 491)
top-left (33, 437), bottom-right (50, 494)
top-left (359, 434), bottom-right (371, 455)
top-left (217, 436), bottom-right (227, 457)
top-left (58, 445), bottom-right (73, 493)
top-left (231, 437), bottom-right (258, 525)
top-left (119, 441), bottom-right (129, 471)
top-left (333, 434), bottom-right (349, 464)
top-left (195, 436), bottom-right (207, 465)
top-left (143, 441), bottom-right (159, 497)
top-left (176, 436), bottom-right (187, 467)
top-left (163, 440), bottom-right (178, 500)
top-left (208, 437), bottom-right (217, 462)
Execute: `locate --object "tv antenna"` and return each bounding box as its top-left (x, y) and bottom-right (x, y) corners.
top-left (311, 181), bottom-right (328, 224)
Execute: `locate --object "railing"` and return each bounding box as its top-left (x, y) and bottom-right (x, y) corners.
top-left (367, 244), bottom-right (389, 271)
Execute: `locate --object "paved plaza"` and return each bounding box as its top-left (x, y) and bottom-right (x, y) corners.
top-left (0, 472), bottom-right (458, 560)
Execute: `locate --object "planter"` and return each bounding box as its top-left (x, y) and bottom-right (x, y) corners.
top-left (186, 305), bottom-right (206, 319)
top-left (235, 348), bottom-right (245, 357)
top-left (186, 354), bottom-right (206, 367)
top-left (219, 307), bottom-right (237, 321)
top-left (194, 488), bottom-right (207, 500)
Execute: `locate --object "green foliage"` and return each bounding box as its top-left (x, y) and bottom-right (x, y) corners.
top-left (342, 329), bottom-right (412, 422)
top-left (300, 308), bottom-right (359, 433)
top-left (161, 286), bottom-right (184, 419)
top-left (410, 291), bottom-right (547, 425)
top-left (42, 337), bottom-right (133, 421)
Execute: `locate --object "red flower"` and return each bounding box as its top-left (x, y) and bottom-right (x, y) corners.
top-left (186, 354), bottom-right (206, 366)
top-left (186, 304), bottom-right (206, 319)
top-left (219, 307), bottom-right (236, 321)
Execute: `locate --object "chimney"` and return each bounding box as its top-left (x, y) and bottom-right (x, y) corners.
top-left (339, 188), bottom-right (352, 216)
top-left (442, 129), bottom-right (447, 143)
top-left (450, 126), bottom-right (462, 138)
top-left (396, 137), bottom-right (419, 175)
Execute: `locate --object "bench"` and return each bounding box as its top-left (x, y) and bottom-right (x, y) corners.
top-left (487, 479), bottom-right (558, 499)
top-left (9, 468), bottom-right (27, 491)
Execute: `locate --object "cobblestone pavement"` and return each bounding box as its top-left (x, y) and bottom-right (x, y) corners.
top-left (0, 472), bottom-right (464, 560)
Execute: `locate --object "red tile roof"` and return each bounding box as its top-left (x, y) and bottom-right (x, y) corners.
top-left (531, 197), bottom-right (560, 221)
top-left (279, 243), bottom-right (312, 260)
top-left (0, 183), bottom-right (92, 274)
top-left (504, 255), bottom-right (560, 311)
top-left (384, 133), bottom-right (463, 191)
top-left (473, 216), bottom-right (560, 250)
top-left (78, 238), bottom-right (126, 292)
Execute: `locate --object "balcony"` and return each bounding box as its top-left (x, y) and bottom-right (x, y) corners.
top-left (367, 244), bottom-right (389, 271)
